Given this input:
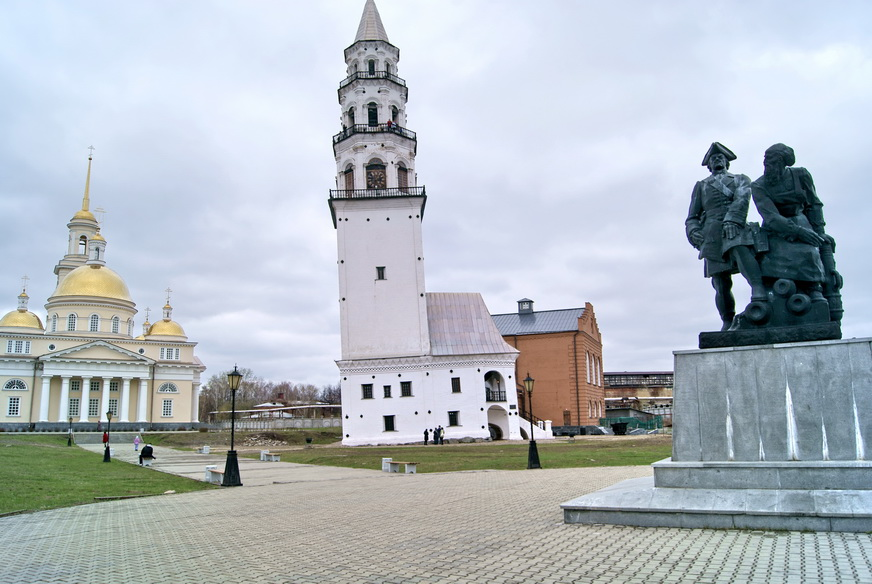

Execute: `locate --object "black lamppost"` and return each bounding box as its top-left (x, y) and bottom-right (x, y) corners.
top-left (103, 411), bottom-right (112, 462)
top-left (222, 365), bottom-right (243, 487)
top-left (67, 416), bottom-right (73, 447)
top-left (524, 373), bottom-right (541, 469)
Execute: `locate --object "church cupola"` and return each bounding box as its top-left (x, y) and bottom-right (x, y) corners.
top-left (86, 229), bottom-right (107, 267)
top-left (55, 150), bottom-right (101, 284)
top-left (518, 298), bottom-right (534, 315)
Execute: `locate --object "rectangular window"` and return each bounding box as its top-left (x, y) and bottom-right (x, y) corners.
top-left (383, 385), bottom-right (392, 398)
top-left (162, 399), bottom-right (173, 417)
top-left (7, 396), bottom-right (20, 417)
top-left (90, 380), bottom-right (100, 392)
top-left (448, 410), bottom-right (460, 427)
top-left (159, 347), bottom-right (181, 360)
top-left (361, 384), bottom-right (373, 399)
top-left (5, 340), bottom-right (31, 354)
top-left (88, 399), bottom-right (99, 417)
top-left (451, 377), bottom-right (461, 393)
top-left (109, 381), bottom-right (119, 392)
top-left (70, 380), bottom-right (81, 392)
top-left (108, 398), bottom-right (118, 416)
top-left (376, 266), bottom-right (386, 280)
top-left (400, 381), bottom-right (412, 397)
top-left (383, 415), bottom-right (395, 432)
top-left (69, 398), bottom-right (80, 417)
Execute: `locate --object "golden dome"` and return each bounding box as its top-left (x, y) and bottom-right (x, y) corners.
top-left (51, 264), bottom-right (133, 302)
top-left (0, 309), bottom-right (44, 330)
top-left (91, 232), bottom-right (105, 241)
top-left (71, 209), bottom-right (96, 221)
top-left (148, 320), bottom-right (186, 337)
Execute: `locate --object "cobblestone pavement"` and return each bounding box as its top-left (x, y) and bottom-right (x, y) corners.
top-left (2, 444), bottom-right (872, 584)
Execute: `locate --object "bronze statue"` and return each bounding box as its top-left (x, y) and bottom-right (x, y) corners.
top-left (693, 143), bottom-right (844, 347)
top-left (751, 143), bottom-right (843, 323)
top-left (686, 142), bottom-right (765, 330)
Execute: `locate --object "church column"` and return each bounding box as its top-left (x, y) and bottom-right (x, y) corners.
top-left (40, 375), bottom-right (53, 422)
top-left (137, 378), bottom-right (149, 423)
top-left (79, 376), bottom-right (91, 422)
top-left (99, 378), bottom-right (111, 421)
top-left (119, 377), bottom-right (132, 422)
top-left (191, 381), bottom-right (201, 423)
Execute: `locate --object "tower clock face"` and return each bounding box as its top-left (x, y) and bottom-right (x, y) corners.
top-left (367, 168), bottom-right (386, 189)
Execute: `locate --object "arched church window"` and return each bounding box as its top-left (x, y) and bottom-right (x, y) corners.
top-left (127, 319), bottom-right (133, 336)
top-left (367, 102), bottom-right (378, 127)
top-left (67, 313), bottom-right (77, 332)
top-left (391, 105), bottom-right (399, 124)
top-left (3, 379), bottom-right (27, 391)
top-left (51, 314), bottom-right (57, 332)
top-left (366, 160), bottom-right (387, 189)
top-left (397, 163), bottom-right (409, 192)
top-left (368, 59), bottom-right (376, 74)
top-left (344, 165), bottom-right (355, 190)
top-left (89, 314), bottom-right (99, 332)
top-left (385, 61), bottom-right (392, 75)
top-left (78, 235), bottom-right (87, 255)
top-left (158, 382), bottom-right (179, 393)
top-left (111, 316), bottom-right (120, 334)
top-left (347, 107), bottom-right (355, 126)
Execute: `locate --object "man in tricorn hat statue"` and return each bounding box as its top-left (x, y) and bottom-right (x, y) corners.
top-left (686, 142), bottom-right (766, 330)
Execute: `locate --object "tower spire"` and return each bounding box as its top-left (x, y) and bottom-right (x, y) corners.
top-left (355, 0), bottom-right (389, 42)
top-left (82, 147), bottom-right (94, 215)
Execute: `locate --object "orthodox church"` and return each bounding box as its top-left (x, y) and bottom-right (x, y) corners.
top-left (0, 155), bottom-right (205, 430)
top-left (330, 0), bottom-right (530, 445)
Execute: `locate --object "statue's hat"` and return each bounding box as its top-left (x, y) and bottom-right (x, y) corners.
top-left (701, 142), bottom-right (737, 166)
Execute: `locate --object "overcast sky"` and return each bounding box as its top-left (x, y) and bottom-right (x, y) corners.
top-left (2, 1), bottom-right (870, 387)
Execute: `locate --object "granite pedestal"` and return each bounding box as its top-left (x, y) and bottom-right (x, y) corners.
top-left (562, 337), bottom-right (872, 531)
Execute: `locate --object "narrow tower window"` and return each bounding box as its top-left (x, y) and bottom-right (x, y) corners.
top-left (344, 166), bottom-right (355, 190)
top-left (368, 59), bottom-right (376, 74)
top-left (347, 107), bottom-right (355, 126)
top-left (376, 266), bottom-right (386, 280)
top-left (78, 235), bottom-right (87, 254)
top-left (67, 314), bottom-right (77, 331)
top-left (391, 105), bottom-right (399, 124)
top-left (367, 102), bottom-right (378, 127)
top-left (89, 314), bottom-right (99, 332)
top-left (111, 316), bottom-right (120, 334)
top-left (397, 163), bottom-right (408, 192)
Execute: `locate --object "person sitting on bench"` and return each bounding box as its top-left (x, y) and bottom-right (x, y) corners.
top-left (139, 444), bottom-right (155, 466)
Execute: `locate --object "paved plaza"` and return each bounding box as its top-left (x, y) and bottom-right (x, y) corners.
top-left (2, 443), bottom-right (872, 584)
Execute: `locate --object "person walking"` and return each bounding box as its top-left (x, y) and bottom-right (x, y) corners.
top-left (423, 428), bottom-right (429, 445)
top-left (133, 435), bottom-right (141, 451)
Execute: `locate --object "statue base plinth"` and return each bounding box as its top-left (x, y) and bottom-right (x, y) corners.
top-left (562, 337), bottom-right (872, 532)
top-left (699, 321), bottom-right (840, 349)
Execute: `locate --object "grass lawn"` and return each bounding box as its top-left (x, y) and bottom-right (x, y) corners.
top-left (144, 428), bottom-right (672, 474)
top-left (253, 436), bottom-right (673, 473)
top-left (0, 435), bottom-right (215, 515)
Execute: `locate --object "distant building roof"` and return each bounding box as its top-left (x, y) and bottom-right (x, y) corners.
top-left (426, 293), bottom-right (518, 356)
top-left (492, 307), bottom-right (586, 336)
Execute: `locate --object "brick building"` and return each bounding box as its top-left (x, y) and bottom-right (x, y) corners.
top-left (492, 299), bottom-right (604, 429)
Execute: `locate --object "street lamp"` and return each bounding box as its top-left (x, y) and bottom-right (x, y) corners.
top-left (222, 365), bottom-right (243, 487)
top-left (67, 416), bottom-right (73, 447)
top-left (103, 411), bottom-right (112, 462)
top-left (524, 373), bottom-right (541, 469)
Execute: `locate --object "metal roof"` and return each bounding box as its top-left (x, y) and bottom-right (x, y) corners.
top-left (491, 307), bottom-right (586, 336)
top-left (426, 293), bottom-right (518, 356)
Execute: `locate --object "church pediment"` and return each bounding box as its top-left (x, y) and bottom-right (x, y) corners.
top-left (40, 340), bottom-right (155, 364)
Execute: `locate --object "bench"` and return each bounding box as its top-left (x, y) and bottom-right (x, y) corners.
top-left (197, 446), bottom-right (210, 454)
top-left (140, 456), bottom-right (155, 467)
top-left (260, 450), bottom-right (280, 462)
top-left (204, 465), bottom-right (225, 485)
top-left (385, 460), bottom-right (418, 474)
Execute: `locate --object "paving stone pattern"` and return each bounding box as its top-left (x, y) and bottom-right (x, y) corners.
top-left (1, 444), bottom-right (871, 583)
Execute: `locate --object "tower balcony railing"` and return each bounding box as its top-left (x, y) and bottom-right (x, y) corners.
top-left (485, 389), bottom-right (507, 402)
top-left (333, 123), bottom-right (417, 145)
top-left (339, 70), bottom-right (407, 90)
top-left (329, 186), bottom-right (426, 200)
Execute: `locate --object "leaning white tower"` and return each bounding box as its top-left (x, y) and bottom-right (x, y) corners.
top-left (329, 1), bottom-right (523, 446)
top-left (330, 0), bottom-right (428, 361)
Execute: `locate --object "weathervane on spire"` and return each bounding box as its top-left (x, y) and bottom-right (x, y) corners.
top-left (88, 145), bottom-right (95, 159)
top-left (144, 307), bottom-right (151, 322)
top-left (165, 287), bottom-right (173, 304)
top-left (20, 275), bottom-right (29, 293)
